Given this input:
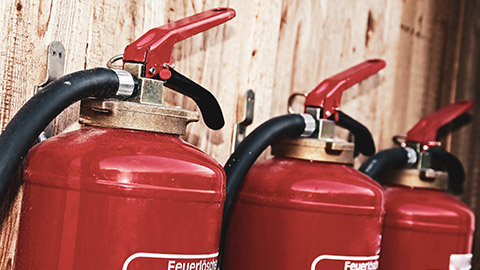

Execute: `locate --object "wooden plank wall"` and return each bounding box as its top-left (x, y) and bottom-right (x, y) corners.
top-left (454, 0), bottom-right (480, 267)
top-left (0, 0), bottom-right (478, 268)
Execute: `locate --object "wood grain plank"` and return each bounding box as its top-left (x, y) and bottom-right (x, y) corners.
top-left (453, 0), bottom-right (480, 267)
top-left (164, 0), bottom-right (282, 164)
top-left (274, 0), bottom-right (398, 160)
top-left (273, 0), bottom-right (463, 165)
top-left (0, 0), bottom-right (166, 267)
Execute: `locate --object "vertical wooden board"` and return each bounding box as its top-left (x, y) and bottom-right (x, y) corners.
top-left (341, 0), bottom-right (409, 154)
top-left (0, 0), bottom-right (166, 268)
top-left (344, 0), bottom-right (461, 161)
top-left (273, 0), bottom-right (395, 150)
top-left (453, 0), bottom-right (480, 267)
top-left (272, 0), bottom-right (462, 166)
top-left (454, 80), bottom-right (480, 270)
top-left (273, 0), bottom-right (398, 166)
top-left (0, 175), bottom-right (21, 269)
top-left (456, 0), bottom-right (480, 211)
top-left (41, 0), bottom-right (97, 133)
top-left (344, 0), bottom-right (402, 154)
top-left (85, 0), bottom-right (165, 69)
top-left (0, 1), bottom-right (99, 266)
top-left (323, 0), bottom-right (400, 154)
top-left (389, 0), bottom-right (461, 140)
top-left (0, 0), bottom-right (42, 131)
top-left (164, 0), bottom-right (282, 164)
top-left (54, 0), bottom-right (166, 133)
top-left (0, 0), bottom-right (166, 153)
top-left (142, 0), bottom-right (166, 30)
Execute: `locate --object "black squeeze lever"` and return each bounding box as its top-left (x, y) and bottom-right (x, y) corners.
top-left (428, 146), bottom-right (466, 194)
top-left (308, 107), bottom-right (376, 156)
top-left (328, 110), bottom-right (376, 156)
top-left (161, 68), bottom-right (225, 130)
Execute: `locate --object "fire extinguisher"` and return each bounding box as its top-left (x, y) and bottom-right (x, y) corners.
top-left (220, 59), bottom-right (386, 269)
top-left (360, 100), bottom-right (475, 270)
top-left (0, 8), bottom-right (235, 269)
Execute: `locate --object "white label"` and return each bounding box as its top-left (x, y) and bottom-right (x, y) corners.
top-left (450, 253), bottom-right (472, 270)
top-left (311, 254), bottom-right (379, 270)
top-left (122, 252), bottom-right (218, 270)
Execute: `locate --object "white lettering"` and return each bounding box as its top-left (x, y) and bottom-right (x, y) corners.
top-left (165, 259), bottom-right (218, 270)
top-left (123, 252), bottom-right (218, 270)
top-left (344, 260), bottom-right (378, 270)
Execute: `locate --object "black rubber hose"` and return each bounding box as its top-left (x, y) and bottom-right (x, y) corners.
top-left (0, 68), bottom-right (136, 202)
top-left (163, 68), bottom-right (225, 130)
top-left (219, 113), bottom-right (310, 266)
top-left (333, 110), bottom-right (376, 156)
top-left (359, 147), bottom-right (412, 180)
top-left (428, 146), bottom-right (466, 194)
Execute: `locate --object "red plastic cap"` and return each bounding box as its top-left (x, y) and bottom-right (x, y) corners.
top-left (123, 8), bottom-right (236, 78)
top-left (304, 59), bottom-right (386, 118)
top-left (406, 100), bottom-right (473, 147)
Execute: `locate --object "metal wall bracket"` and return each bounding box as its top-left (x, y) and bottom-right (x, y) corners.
top-left (35, 41), bottom-right (66, 141)
top-left (35, 41), bottom-right (66, 92)
top-left (231, 89), bottom-right (255, 153)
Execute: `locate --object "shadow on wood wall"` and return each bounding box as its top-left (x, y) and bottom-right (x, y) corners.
top-left (455, 0), bottom-right (480, 268)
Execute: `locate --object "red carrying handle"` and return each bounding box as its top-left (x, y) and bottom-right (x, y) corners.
top-left (304, 59), bottom-right (386, 119)
top-left (406, 100), bottom-right (473, 148)
top-left (123, 8), bottom-right (236, 78)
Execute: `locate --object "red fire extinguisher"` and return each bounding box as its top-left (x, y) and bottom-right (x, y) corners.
top-left (0, 8), bottom-right (236, 269)
top-left (220, 59), bottom-right (386, 269)
top-left (360, 101), bottom-right (475, 270)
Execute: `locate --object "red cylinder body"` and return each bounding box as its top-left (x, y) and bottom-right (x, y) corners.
top-left (224, 157), bottom-right (384, 269)
top-left (15, 126), bottom-right (225, 269)
top-left (379, 185), bottom-right (475, 270)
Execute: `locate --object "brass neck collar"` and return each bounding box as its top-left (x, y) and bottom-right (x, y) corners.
top-left (79, 99), bottom-right (199, 135)
top-left (381, 169), bottom-right (448, 190)
top-left (272, 138), bottom-right (354, 164)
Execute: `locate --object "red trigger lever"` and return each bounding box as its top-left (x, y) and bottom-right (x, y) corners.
top-left (123, 8), bottom-right (236, 78)
top-left (305, 59), bottom-right (386, 120)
